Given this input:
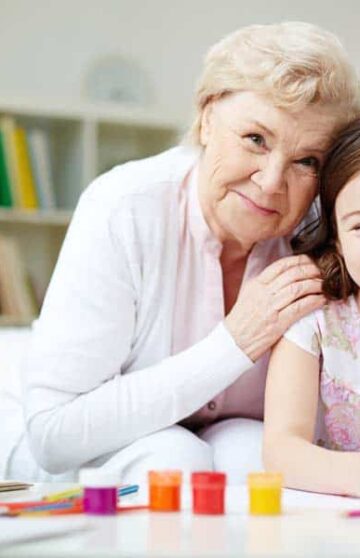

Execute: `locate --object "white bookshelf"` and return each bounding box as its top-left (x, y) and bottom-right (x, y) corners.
top-left (0, 97), bottom-right (182, 325)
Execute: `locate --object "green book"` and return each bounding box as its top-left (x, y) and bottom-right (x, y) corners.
top-left (0, 129), bottom-right (13, 207)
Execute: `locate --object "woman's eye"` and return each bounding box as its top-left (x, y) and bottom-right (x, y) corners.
top-left (296, 156), bottom-right (320, 172)
top-left (245, 134), bottom-right (266, 148)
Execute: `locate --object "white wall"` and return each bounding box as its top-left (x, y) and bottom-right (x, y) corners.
top-left (0, 0), bottom-right (360, 124)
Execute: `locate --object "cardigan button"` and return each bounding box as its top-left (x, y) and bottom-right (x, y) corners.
top-left (208, 400), bottom-right (216, 411)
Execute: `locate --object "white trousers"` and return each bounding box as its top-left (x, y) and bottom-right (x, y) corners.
top-left (8, 419), bottom-right (263, 488)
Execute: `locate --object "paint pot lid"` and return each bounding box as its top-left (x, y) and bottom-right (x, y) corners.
top-left (79, 468), bottom-right (120, 487)
top-left (247, 472), bottom-right (283, 487)
top-left (148, 470), bottom-right (182, 486)
top-left (191, 471), bottom-right (226, 487)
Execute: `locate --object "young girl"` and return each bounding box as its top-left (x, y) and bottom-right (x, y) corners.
top-left (263, 119), bottom-right (360, 497)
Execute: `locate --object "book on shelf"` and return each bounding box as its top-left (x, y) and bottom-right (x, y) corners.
top-left (0, 129), bottom-right (13, 207)
top-left (0, 116), bottom-right (21, 207)
top-left (0, 116), bottom-right (56, 211)
top-left (14, 127), bottom-right (38, 209)
top-left (27, 128), bottom-right (56, 210)
top-left (0, 234), bottom-right (39, 322)
top-left (0, 116), bottom-right (39, 210)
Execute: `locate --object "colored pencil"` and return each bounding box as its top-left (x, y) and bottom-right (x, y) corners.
top-left (16, 503), bottom-right (146, 517)
top-left (119, 485), bottom-right (139, 496)
top-left (43, 484), bottom-right (139, 502)
top-left (3, 502), bottom-right (147, 517)
top-left (0, 499), bottom-right (83, 517)
top-left (43, 488), bottom-right (81, 502)
top-left (10, 502), bottom-right (83, 517)
top-left (0, 498), bottom-right (82, 511)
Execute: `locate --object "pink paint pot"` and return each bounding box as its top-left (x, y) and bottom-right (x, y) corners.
top-left (79, 469), bottom-right (119, 515)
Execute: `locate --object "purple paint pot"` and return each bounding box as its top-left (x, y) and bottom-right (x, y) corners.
top-left (79, 469), bottom-right (119, 515)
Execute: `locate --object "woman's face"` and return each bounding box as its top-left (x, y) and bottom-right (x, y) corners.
top-left (335, 174), bottom-right (360, 294)
top-left (198, 91), bottom-right (339, 252)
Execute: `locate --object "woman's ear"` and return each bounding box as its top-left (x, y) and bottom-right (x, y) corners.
top-left (199, 102), bottom-right (215, 146)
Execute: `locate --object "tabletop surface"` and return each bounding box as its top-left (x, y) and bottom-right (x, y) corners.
top-left (0, 482), bottom-right (360, 557)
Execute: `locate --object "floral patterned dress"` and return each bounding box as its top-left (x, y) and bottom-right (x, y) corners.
top-left (284, 295), bottom-right (360, 450)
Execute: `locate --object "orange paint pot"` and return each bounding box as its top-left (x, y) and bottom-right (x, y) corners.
top-left (148, 470), bottom-right (182, 512)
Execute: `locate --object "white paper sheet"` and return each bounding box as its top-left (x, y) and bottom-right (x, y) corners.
top-left (282, 487), bottom-right (360, 510)
top-left (223, 485), bottom-right (360, 514)
top-left (0, 517), bottom-right (90, 547)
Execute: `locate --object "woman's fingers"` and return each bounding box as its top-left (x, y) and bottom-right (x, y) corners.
top-left (279, 293), bottom-right (326, 328)
top-left (269, 262), bottom-right (321, 293)
top-left (225, 254), bottom-right (326, 362)
top-left (272, 278), bottom-right (323, 311)
top-left (259, 255), bottom-right (319, 285)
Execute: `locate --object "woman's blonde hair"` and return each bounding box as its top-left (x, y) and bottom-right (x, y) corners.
top-left (187, 22), bottom-right (360, 145)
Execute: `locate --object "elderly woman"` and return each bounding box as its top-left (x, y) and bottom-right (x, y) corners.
top-left (4, 21), bottom-right (360, 483)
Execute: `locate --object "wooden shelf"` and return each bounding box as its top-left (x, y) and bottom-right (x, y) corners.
top-left (0, 315), bottom-right (33, 327)
top-left (0, 95), bottom-right (182, 130)
top-left (0, 208), bottom-right (72, 227)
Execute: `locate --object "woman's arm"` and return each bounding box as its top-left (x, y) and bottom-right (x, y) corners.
top-left (263, 337), bottom-right (360, 497)
top-left (24, 175), bottom-right (252, 475)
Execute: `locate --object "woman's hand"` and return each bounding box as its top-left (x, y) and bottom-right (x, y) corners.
top-left (224, 254), bottom-right (325, 362)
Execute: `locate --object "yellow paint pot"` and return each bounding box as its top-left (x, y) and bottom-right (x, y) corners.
top-left (247, 472), bottom-right (283, 515)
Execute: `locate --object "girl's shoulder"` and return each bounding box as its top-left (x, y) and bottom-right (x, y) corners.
top-left (284, 296), bottom-right (360, 359)
top-left (318, 296), bottom-right (360, 359)
top-left (284, 308), bottom-right (322, 358)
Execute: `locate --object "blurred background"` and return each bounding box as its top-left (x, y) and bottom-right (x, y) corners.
top-left (1, 0), bottom-right (360, 120)
top-left (0, 0), bottom-right (358, 325)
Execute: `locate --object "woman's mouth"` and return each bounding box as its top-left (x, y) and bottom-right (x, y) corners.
top-left (234, 191), bottom-right (279, 216)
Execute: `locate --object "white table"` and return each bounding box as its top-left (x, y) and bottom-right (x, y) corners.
top-left (0, 483), bottom-right (360, 557)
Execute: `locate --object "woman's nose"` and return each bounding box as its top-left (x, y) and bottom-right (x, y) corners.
top-left (251, 157), bottom-right (287, 194)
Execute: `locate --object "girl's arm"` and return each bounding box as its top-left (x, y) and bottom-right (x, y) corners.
top-left (263, 337), bottom-right (360, 497)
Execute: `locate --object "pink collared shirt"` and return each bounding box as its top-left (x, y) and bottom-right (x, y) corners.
top-left (173, 167), bottom-right (292, 427)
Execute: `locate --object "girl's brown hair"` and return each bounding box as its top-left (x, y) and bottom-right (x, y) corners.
top-left (292, 118), bottom-right (360, 300)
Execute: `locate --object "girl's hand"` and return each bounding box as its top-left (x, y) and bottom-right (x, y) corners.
top-left (224, 254), bottom-right (325, 361)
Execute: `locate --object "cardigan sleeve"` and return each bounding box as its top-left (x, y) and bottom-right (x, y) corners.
top-left (24, 174), bottom-right (253, 474)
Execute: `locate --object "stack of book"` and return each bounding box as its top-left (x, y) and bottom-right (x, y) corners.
top-left (0, 116), bottom-right (56, 210)
top-left (0, 234), bottom-right (39, 323)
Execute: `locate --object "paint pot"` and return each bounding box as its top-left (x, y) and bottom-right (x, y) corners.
top-left (79, 468), bottom-right (119, 515)
top-left (191, 471), bottom-right (226, 515)
top-left (148, 470), bottom-right (182, 512)
top-left (247, 472), bottom-right (283, 515)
